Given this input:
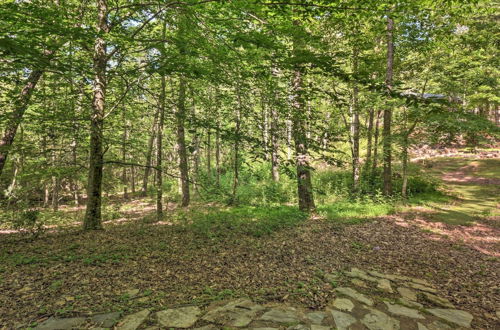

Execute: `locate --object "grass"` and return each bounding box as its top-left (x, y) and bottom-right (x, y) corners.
top-left (411, 157), bottom-right (500, 226)
top-left (180, 205), bottom-right (308, 238)
top-left (317, 201), bottom-right (395, 224)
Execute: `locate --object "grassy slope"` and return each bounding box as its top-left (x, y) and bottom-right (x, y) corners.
top-left (409, 157), bottom-right (500, 226)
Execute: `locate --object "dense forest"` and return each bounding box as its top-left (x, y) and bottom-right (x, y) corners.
top-left (0, 0), bottom-right (499, 329)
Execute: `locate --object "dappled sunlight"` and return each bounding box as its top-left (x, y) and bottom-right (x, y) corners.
top-left (393, 214), bottom-right (500, 257)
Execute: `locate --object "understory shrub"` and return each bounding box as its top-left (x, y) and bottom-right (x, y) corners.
top-left (182, 205), bottom-right (307, 238)
top-left (317, 201), bottom-right (395, 224)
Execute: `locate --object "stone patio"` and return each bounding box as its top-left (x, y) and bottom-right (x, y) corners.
top-left (34, 268), bottom-right (479, 329)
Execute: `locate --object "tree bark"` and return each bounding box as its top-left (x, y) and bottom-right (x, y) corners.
top-left (142, 107), bottom-right (159, 196)
top-left (291, 20), bottom-right (315, 211)
top-left (121, 106), bottom-right (128, 199)
top-left (350, 47), bottom-right (360, 193)
top-left (382, 16), bottom-right (394, 196)
top-left (83, 0), bottom-right (109, 230)
top-left (270, 102), bottom-right (280, 182)
top-left (0, 69), bottom-right (44, 177)
top-left (206, 128), bottom-right (211, 175)
top-left (176, 76), bottom-right (190, 207)
top-left (231, 88), bottom-right (243, 204)
top-left (156, 20), bottom-right (167, 221)
top-left (365, 108), bottom-right (374, 173)
top-left (372, 110), bottom-right (381, 175)
top-left (215, 122), bottom-right (221, 186)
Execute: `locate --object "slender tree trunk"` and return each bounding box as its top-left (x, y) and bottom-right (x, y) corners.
top-left (350, 47), bottom-right (360, 193)
top-left (291, 21), bottom-right (315, 211)
top-left (142, 107), bottom-right (159, 196)
top-left (231, 89), bottom-right (243, 204)
top-left (6, 158), bottom-right (19, 197)
top-left (83, 0), bottom-right (108, 230)
top-left (382, 16), bottom-right (394, 196)
top-left (121, 107), bottom-right (128, 199)
top-left (372, 110), bottom-right (381, 175)
top-left (270, 103), bottom-right (280, 182)
top-left (401, 135), bottom-right (409, 199)
top-left (215, 121), bottom-right (221, 186)
top-left (286, 119), bottom-right (293, 161)
top-left (190, 88), bottom-right (200, 192)
top-left (156, 75), bottom-right (166, 221)
top-left (365, 108), bottom-right (374, 173)
top-left (0, 70), bottom-right (44, 177)
top-left (131, 165), bottom-right (136, 195)
top-left (176, 76), bottom-right (190, 207)
top-left (206, 128), bottom-right (211, 175)
top-left (52, 176), bottom-right (59, 212)
top-left (261, 92), bottom-right (269, 160)
top-left (156, 20), bottom-right (168, 221)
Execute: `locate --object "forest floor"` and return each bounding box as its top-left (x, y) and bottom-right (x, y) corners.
top-left (0, 155), bottom-right (499, 329)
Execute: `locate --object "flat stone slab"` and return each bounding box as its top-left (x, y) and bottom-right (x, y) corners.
top-left (397, 287), bottom-right (418, 301)
top-left (351, 278), bottom-right (368, 288)
top-left (426, 308), bottom-right (473, 328)
top-left (422, 292), bottom-right (454, 308)
top-left (286, 325), bottom-right (309, 330)
top-left (260, 307), bottom-right (301, 324)
top-left (335, 287), bottom-right (374, 306)
top-left (418, 320), bottom-right (452, 329)
top-left (157, 306), bottom-right (201, 328)
top-left (331, 310), bottom-right (357, 330)
top-left (203, 299), bottom-right (264, 327)
top-left (116, 309), bottom-right (150, 330)
top-left (376, 279), bottom-right (393, 293)
top-left (35, 317), bottom-right (86, 330)
top-left (89, 312), bottom-right (121, 328)
top-left (398, 298), bottom-right (423, 309)
top-left (331, 298), bottom-right (354, 312)
top-left (361, 308), bottom-right (400, 330)
top-left (310, 325), bottom-right (330, 330)
top-left (345, 268), bottom-right (379, 283)
top-left (384, 302), bottom-right (425, 319)
top-left (407, 282), bottom-right (438, 293)
top-left (368, 270), bottom-right (410, 282)
top-left (306, 311), bottom-right (327, 324)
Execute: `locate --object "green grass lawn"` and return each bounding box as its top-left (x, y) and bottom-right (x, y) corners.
top-left (409, 157), bottom-right (500, 226)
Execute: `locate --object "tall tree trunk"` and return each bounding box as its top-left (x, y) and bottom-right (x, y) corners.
top-left (83, 0), bottom-right (108, 230)
top-left (156, 75), bottom-right (166, 221)
top-left (0, 69), bottom-right (44, 177)
top-left (365, 108), bottom-right (374, 173)
top-left (382, 16), bottom-right (394, 196)
top-left (372, 110), bottom-right (381, 175)
top-left (176, 76), bottom-right (190, 207)
top-left (121, 106), bottom-right (128, 199)
top-left (215, 122), bottom-right (221, 186)
top-left (231, 89), bottom-right (243, 204)
top-left (270, 103), bottom-right (280, 182)
top-left (142, 107), bottom-right (159, 196)
top-left (291, 21), bottom-right (315, 211)
top-left (401, 131), bottom-right (409, 200)
top-left (51, 149), bottom-right (59, 212)
top-left (261, 92), bottom-right (269, 160)
top-left (350, 47), bottom-right (360, 193)
top-left (190, 88), bottom-right (200, 192)
top-left (206, 128), bottom-right (211, 175)
top-left (156, 20), bottom-right (168, 221)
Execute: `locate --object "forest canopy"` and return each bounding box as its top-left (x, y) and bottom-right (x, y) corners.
top-left (0, 0), bottom-right (498, 230)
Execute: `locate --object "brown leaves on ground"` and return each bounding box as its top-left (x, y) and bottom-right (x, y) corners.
top-left (0, 216), bottom-right (499, 329)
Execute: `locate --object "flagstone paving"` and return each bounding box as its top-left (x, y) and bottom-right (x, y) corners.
top-left (34, 268), bottom-right (478, 329)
